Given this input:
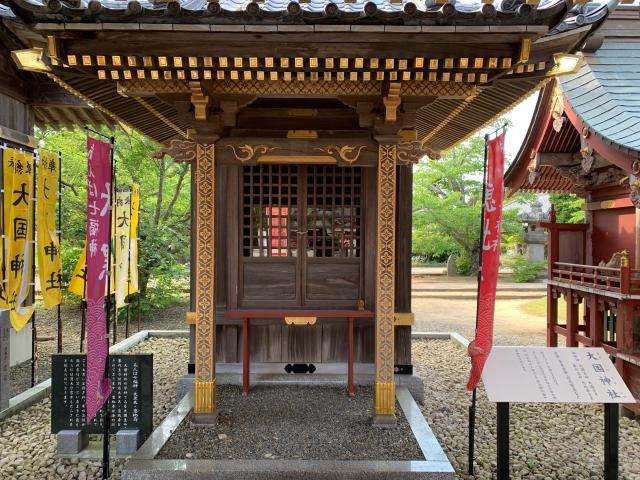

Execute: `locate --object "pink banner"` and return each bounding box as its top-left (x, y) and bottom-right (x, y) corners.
top-left (85, 137), bottom-right (113, 423)
top-left (467, 131), bottom-right (505, 391)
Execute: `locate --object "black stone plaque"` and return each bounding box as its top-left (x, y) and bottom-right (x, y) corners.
top-left (50, 354), bottom-right (153, 436)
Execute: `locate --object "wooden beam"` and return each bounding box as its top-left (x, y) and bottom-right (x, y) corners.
top-left (583, 198), bottom-right (634, 212)
top-left (216, 137), bottom-right (378, 166)
top-left (59, 32), bottom-right (530, 59)
top-left (535, 152), bottom-right (576, 168)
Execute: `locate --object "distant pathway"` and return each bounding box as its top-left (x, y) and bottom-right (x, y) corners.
top-left (411, 274), bottom-right (547, 346)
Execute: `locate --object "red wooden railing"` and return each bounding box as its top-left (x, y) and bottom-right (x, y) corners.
top-left (551, 261), bottom-right (640, 295)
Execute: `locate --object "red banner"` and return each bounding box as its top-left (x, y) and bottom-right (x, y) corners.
top-left (467, 131), bottom-right (505, 391)
top-left (85, 138), bottom-right (113, 422)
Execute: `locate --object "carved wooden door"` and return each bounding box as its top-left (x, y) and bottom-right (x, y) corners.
top-left (239, 164), bottom-right (362, 308)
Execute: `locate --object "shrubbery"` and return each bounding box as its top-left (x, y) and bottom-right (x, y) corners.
top-left (511, 255), bottom-right (545, 283)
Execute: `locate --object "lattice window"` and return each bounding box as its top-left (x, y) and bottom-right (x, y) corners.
top-left (305, 166), bottom-right (361, 258)
top-left (242, 165), bottom-right (299, 257)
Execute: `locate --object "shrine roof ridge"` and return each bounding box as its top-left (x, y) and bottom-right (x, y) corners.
top-left (5, 0), bottom-right (594, 26)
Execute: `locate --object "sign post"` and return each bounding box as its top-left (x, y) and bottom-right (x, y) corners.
top-left (604, 403), bottom-right (619, 480)
top-left (482, 347), bottom-right (635, 480)
top-left (0, 312), bottom-right (10, 411)
top-left (496, 402), bottom-right (509, 480)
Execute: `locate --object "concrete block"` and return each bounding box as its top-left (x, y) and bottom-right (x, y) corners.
top-left (176, 374), bottom-right (195, 402)
top-left (57, 430), bottom-right (89, 455)
top-left (117, 429), bottom-right (143, 455)
top-left (396, 374), bottom-right (425, 405)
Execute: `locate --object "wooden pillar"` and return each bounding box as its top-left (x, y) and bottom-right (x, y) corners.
top-left (395, 165), bottom-right (412, 366)
top-left (589, 294), bottom-right (603, 347)
top-left (547, 286), bottom-right (558, 347)
top-left (373, 142), bottom-right (397, 425)
top-left (635, 209), bottom-right (640, 270)
top-left (188, 162), bottom-right (196, 373)
top-left (194, 143), bottom-right (217, 419)
top-left (566, 292), bottom-right (579, 347)
top-left (615, 300), bottom-right (633, 377)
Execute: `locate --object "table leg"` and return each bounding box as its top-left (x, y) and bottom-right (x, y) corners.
top-left (242, 317), bottom-right (250, 396)
top-left (348, 317), bottom-right (355, 397)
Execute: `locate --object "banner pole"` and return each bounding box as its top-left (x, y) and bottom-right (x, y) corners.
top-left (137, 289), bottom-right (141, 333)
top-left (468, 132), bottom-right (490, 476)
top-left (125, 191), bottom-right (132, 339)
top-left (111, 177), bottom-right (118, 346)
top-left (0, 146), bottom-right (6, 327)
top-left (30, 150), bottom-right (37, 387)
top-left (80, 266), bottom-right (87, 352)
top-left (102, 135), bottom-right (116, 480)
top-left (57, 151), bottom-right (62, 354)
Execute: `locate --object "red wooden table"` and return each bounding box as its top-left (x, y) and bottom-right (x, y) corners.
top-left (224, 310), bottom-right (374, 397)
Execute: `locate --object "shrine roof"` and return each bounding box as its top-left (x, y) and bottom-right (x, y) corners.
top-left (0, 0), bottom-right (621, 149)
top-left (2, 0), bottom-right (597, 26)
top-left (558, 43), bottom-right (640, 157)
top-left (505, 4), bottom-right (640, 196)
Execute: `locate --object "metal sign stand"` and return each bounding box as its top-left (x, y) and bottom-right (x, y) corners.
top-left (494, 402), bottom-right (619, 480)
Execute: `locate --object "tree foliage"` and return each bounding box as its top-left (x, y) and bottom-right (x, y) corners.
top-left (549, 193), bottom-right (585, 224)
top-left (412, 126), bottom-right (529, 273)
top-left (37, 126), bottom-right (190, 311)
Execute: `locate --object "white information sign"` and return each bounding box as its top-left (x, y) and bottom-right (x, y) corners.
top-left (481, 347), bottom-right (636, 404)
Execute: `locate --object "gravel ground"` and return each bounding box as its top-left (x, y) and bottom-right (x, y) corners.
top-left (0, 337), bottom-right (187, 480)
top-left (9, 299), bottom-right (188, 397)
top-left (159, 385), bottom-right (422, 461)
top-left (413, 339), bottom-right (640, 480)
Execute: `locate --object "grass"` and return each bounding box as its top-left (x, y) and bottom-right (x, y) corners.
top-left (519, 296), bottom-right (584, 322)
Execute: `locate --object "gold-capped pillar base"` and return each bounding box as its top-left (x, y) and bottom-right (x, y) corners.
top-left (194, 379), bottom-right (217, 418)
top-left (373, 381), bottom-right (396, 427)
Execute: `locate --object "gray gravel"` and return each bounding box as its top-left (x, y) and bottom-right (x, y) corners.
top-left (0, 336), bottom-right (187, 480)
top-left (158, 385), bottom-right (422, 461)
top-left (413, 339), bottom-right (640, 480)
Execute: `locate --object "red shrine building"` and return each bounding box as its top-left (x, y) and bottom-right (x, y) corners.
top-left (505, 2), bottom-right (640, 415)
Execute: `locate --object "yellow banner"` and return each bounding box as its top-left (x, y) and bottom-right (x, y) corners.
top-left (114, 190), bottom-right (131, 308)
top-left (68, 246), bottom-right (115, 297)
top-left (68, 183), bottom-right (139, 301)
top-left (68, 246), bottom-right (87, 297)
top-left (129, 183), bottom-right (139, 294)
top-left (36, 150), bottom-right (62, 308)
top-left (2, 148), bottom-right (35, 331)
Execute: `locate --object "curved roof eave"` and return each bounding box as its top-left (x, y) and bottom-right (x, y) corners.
top-left (504, 80), bottom-right (553, 194)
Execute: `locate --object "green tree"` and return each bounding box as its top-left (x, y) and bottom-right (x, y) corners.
top-left (412, 127), bottom-right (529, 274)
top-left (37, 125), bottom-right (191, 311)
top-left (549, 193), bottom-right (585, 223)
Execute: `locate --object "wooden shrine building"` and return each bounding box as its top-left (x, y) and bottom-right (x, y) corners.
top-left (3, 0), bottom-right (619, 423)
top-left (505, 2), bottom-right (640, 415)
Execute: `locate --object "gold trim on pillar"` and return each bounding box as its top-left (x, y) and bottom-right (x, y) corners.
top-left (374, 143), bottom-right (397, 419)
top-left (194, 143), bottom-right (217, 415)
top-left (374, 382), bottom-right (396, 416)
top-left (194, 380), bottom-right (216, 413)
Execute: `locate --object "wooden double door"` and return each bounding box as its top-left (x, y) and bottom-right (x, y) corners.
top-left (239, 164), bottom-right (364, 309)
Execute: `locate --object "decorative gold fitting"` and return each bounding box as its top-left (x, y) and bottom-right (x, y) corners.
top-left (285, 316), bottom-right (317, 325)
top-left (393, 313), bottom-right (415, 326)
top-left (186, 311), bottom-right (197, 325)
top-left (621, 250), bottom-right (630, 268)
top-left (286, 130), bottom-right (318, 139)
